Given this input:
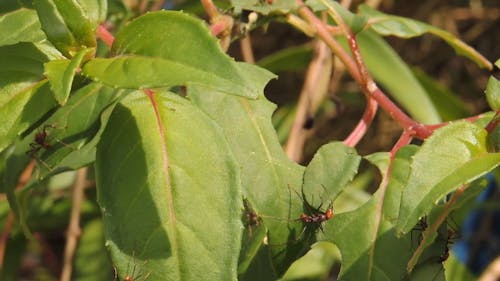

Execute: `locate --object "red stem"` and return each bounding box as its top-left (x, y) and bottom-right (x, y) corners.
top-left (344, 97), bottom-right (378, 147)
top-left (96, 25), bottom-right (114, 48)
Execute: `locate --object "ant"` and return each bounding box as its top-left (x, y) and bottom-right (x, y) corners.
top-left (26, 124), bottom-right (55, 157)
top-left (293, 187), bottom-right (334, 239)
top-left (439, 229), bottom-right (457, 263)
top-left (410, 216), bottom-right (428, 247)
top-left (242, 199), bottom-right (262, 237)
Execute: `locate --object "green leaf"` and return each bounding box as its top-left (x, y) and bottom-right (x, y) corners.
top-left (281, 241), bottom-right (339, 281)
top-left (73, 219), bottom-right (113, 281)
top-left (188, 82), bottom-right (306, 275)
top-left (0, 47), bottom-right (61, 151)
top-left (257, 44), bottom-right (313, 73)
top-left (96, 91), bottom-right (242, 280)
top-left (2, 82), bottom-right (125, 195)
top-left (0, 8), bottom-right (45, 46)
top-left (413, 68), bottom-right (469, 121)
top-left (305, 0), bottom-right (368, 33)
top-left (323, 146), bottom-right (419, 281)
top-left (33, 0), bottom-right (96, 58)
top-left (78, 0), bottom-right (107, 28)
top-left (397, 122), bottom-right (500, 234)
top-left (485, 75), bottom-right (500, 110)
top-left (231, 0), bottom-right (297, 15)
top-left (45, 48), bottom-right (92, 105)
top-left (354, 30), bottom-right (441, 124)
top-left (358, 4), bottom-right (492, 70)
top-left (302, 142), bottom-right (361, 205)
top-left (83, 11), bottom-right (274, 98)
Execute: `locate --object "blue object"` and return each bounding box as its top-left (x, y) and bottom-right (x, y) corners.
top-left (453, 174), bottom-right (500, 274)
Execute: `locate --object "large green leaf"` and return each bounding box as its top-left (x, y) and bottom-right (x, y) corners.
top-left (33, 0), bottom-right (96, 58)
top-left (397, 122), bottom-right (500, 234)
top-left (83, 11), bottom-right (274, 98)
top-left (355, 30), bottom-right (441, 124)
top-left (188, 80), bottom-right (305, 275)
top-left (0, 8), bottom-right (45, 46)
top-left (96, 91), bottom-right (242, 280)
top-left (358, 5), bottom-right (492, 70)
top-left (0, 42), bottom-right (62, 153)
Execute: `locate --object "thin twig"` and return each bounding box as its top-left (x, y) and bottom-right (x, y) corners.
top-left (285, 39), bottom-right (332, 162)
top-left (60, 168), bottom-right (88, 281)
top-left (240, 35), bottom-right (255, 64)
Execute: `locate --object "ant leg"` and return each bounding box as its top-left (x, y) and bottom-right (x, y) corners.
top-left (143, 271), bottom-right (152, 281)
top-left (33, 155), bottom-right (53, 171)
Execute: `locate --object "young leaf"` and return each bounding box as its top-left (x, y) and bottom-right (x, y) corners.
top-left (83, 11), bottom-right (274, 98)
top-left (0, 8), bottom-right (45, 46)
top-left (302, 142), bottom-right (361, 206)
top-left (44, 48), bottom-right (93, 105)
top-left (397, 122), bottom-right (500, 234)
top-left (358, 4), bottom-right (492, 70)
top-left (485, 76), bottom-right (500, 110)
top-left (96, 91), bottom-right (243, 281)
top-left (33, 0), bottom-right (96, 58)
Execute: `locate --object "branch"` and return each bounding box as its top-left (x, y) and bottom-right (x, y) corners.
top-left (297, 1), bottom-right (433, 140)
top-left (285, 39), bottom-right (332, 162)
top-left (60, 168), bottom-right (88, 281)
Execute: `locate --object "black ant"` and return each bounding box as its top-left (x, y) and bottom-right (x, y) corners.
top-left (410, 216), bottom-right (428, 247)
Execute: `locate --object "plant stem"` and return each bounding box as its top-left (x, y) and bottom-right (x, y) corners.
top-left (96, 25), bottom-right (114, 48)
top-left (60, 168), bottom-right (88, 281)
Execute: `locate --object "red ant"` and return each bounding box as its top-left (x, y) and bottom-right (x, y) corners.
top-left (439, 229), bottom-right (457, 263)
top-left (26, 124), bottom-right (55, 157)
top-left (26, 124), bottom-right (60, 170)
top-left (294, 188), bottom-right (334, 238)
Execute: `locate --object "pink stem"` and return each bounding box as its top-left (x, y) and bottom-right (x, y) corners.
top-left (344, 97), bottom-right (378, 147)
top-left (96, 25), bottom-right (114, 48)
